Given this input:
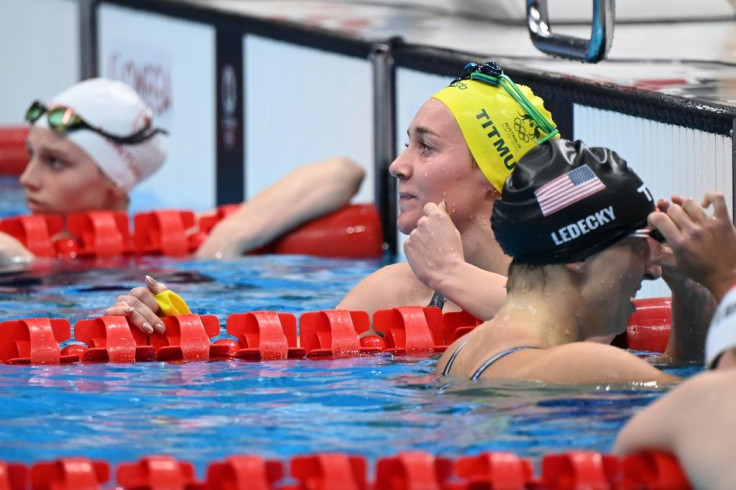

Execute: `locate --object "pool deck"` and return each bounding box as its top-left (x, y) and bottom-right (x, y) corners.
top-left (188, 0), bottom-right (736, 108)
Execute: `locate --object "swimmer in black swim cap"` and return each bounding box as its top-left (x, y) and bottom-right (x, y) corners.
top-left (435, 138), bottom-right (711, 385)
top-left (492, 138), bottom-right (661, 264)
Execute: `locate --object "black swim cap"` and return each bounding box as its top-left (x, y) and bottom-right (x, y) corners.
top-left (492, 139), bottom-right (655, 264)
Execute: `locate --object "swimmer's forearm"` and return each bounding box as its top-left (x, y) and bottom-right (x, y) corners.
top-left (433, 262), bottom-right (507, 321)
top-left (197, 157), bottom-right (364, 259)
top-left (664, 274), bottom-right (715, 362)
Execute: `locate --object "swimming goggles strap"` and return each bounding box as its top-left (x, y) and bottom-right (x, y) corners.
top-left (457, 62), bottom-right (560, 145)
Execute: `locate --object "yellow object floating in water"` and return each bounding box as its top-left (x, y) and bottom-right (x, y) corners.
top-left (154, 290), bottom-right (191, 316)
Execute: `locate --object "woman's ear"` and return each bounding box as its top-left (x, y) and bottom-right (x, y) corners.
top-left (107, 183), bottom-right (129, 210)
top-left (564, 261), bottom-right (587, 274)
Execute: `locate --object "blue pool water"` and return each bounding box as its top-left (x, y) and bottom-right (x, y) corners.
top-left (0, 175), bottom-right (700, 479)
top-left (0, 254), bottom-right (699, 477)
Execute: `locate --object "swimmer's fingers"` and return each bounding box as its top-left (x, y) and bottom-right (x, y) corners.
top-left (648, 210), bottom-right (683, 245)
top-left (669, 194), bottom-right (685, 206)
top-left (107, 287), bottom-right (165, 334)
top-left (704, 191), bottom-right (730, 220)
top-left (664, 200), bottom-right (703, 239)
top-left (680, 197), bottom-right (711, 225)
top-left (422, 202), bottom-right (441, 216)
top-left (145, 275), bottom-right (169, 295)
top-left (105, 301), bottom-right (157, 335)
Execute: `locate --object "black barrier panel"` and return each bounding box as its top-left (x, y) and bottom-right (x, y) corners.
top-left (216, 27), bottom-right (245, 205)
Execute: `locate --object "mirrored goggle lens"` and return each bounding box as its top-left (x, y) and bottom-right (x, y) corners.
top-left (25, 101), bottom-right (46, 124)
top-left (46, 107), bottom-right (83, 131)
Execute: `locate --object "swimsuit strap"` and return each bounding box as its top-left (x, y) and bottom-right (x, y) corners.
top-left (428, 290), bottom-right (446, 309)
top-left (470, 346), bottom-right (540, 381)
top-left (441, 337), bottom-right (472, 376)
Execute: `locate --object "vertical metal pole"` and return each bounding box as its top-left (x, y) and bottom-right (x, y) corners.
top-left (79, 0), bottom-right (97, 79)
top-left (732, 120), bottom-right (735, 225)
top-left (371, 41), bottom-right (397, 255)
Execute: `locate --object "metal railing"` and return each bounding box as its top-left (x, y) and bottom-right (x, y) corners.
top-left (527, 0), bottom-right (615, 62)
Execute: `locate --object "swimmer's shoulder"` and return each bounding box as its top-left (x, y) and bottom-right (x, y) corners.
top-left (337, 262), bottom-right (428, 312)
top-left (525, 342), bottom-right (680, 385)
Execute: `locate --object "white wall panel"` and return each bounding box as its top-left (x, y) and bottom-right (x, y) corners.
top-left (98, 3), bottom-right (216, 213)
top-left (244, 36), bottom-right (374, 204)
top-left (0, 0), bottom-right (79, 125)
top-left (575, 104), bottom-right (732, 298)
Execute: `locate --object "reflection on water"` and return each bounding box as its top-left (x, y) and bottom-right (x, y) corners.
top-left (0, 249), bottom-right (701, 477)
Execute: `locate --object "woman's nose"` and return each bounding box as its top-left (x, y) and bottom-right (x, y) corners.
top-left (389, 148), bottom-right (411, 179)
top-left (19, 157), bottom-right (40, 190)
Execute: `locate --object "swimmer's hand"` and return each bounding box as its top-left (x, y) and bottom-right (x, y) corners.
top-left (0, 233), bottom-right (34, 263)
top-left (104, 275), bottom-right (169, 335)
top-left (404, 200), bottom-right (464, 290)
top-left (649, 191), bottom-right (736, 302)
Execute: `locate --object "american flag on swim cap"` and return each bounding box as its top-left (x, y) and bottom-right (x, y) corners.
top-left (534, 164), bottom-right (606, 216)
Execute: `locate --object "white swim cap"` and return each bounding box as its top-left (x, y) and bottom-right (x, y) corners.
top-left (705, 284), bottom-right (736, 368)
top-left (32, 78), bottom-right (168, 193)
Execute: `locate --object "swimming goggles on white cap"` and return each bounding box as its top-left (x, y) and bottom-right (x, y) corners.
top-left (25, 100), bottom-right (167, 145)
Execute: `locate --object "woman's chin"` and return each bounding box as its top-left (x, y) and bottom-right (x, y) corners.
top-left (397, 216), bottom-right (418, 236)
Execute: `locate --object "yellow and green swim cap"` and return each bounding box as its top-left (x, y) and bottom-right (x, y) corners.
top-left (432, 62), bottom-right (559, 192)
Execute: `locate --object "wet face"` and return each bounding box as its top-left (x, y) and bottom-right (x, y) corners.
top-left (582, 237), bottom-right (662, 337)
top-left (389, 99), bottom-right (493, 235)
top-left (21, 127), bottom-right (124, 216)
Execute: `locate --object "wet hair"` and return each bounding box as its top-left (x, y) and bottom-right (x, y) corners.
top-left (505, 261), bottom-right (549, 293)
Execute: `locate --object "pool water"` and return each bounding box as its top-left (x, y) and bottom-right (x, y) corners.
top-left (0, 175), bottom-right (699, 479)
top-left (0, 253), bottom-right (699, 478)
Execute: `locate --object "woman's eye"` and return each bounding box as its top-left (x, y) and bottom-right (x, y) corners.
top-left (46, 158), bottom-right (68, 170)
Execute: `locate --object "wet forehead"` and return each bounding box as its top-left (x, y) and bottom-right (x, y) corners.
top-left (27, 126), bottom-right (85, 158)
top-left (410, 98), bottom-right (464, 141)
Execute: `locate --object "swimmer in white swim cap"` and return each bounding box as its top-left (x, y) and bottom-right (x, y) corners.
top-left (2, 78), bottom-right (365, 264)
top-left (22, 78), bottom-right (168, 215)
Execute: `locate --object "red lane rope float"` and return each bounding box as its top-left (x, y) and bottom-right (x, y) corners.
top-left (0, 319), bottom-right (77, 365)
top-left (0, 215), bottom-right (63, 257)
top-left (455, 452), bottom-right (534, 488)
top-left (30, 458), bottom-right (109, 490)
top-left (541, 451), bottom-right (620, 489)
top-left (116, 456), bottom-right (199, 490)
top-left (375, 451), bottom-right (454, 489)
top-left (614, 297), bottom-right (672, 353)
top-left (0, 126), bottom-right (29, 176)
top-left (0, 298), bottom-right (675, 365)
top-left (290, 453), bottom-right (367, 489)
top-left (0, 461), bottom-right (26, 490)
top-left (227, 312), bottom-right (305, 361)
top-left (269, 203), bottom-right (383, 259)
top-left (0, 204), bottom-right (384, 259)
top-left (0, 450), bottom-right (692, 489)
top-left (74, 316), bottom-right (153, 363)
top-left (373, 306), bottom-right (446, 354)
top-left (621, 451), bottom-right (690, 489)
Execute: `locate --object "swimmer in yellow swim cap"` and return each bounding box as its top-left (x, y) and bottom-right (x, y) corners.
top-left (337, 61), bottom-right (559, 322)
top-left (106, 61), bottom-right (558, 335)
top-left (432, 61), bottom-right (559, 192)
